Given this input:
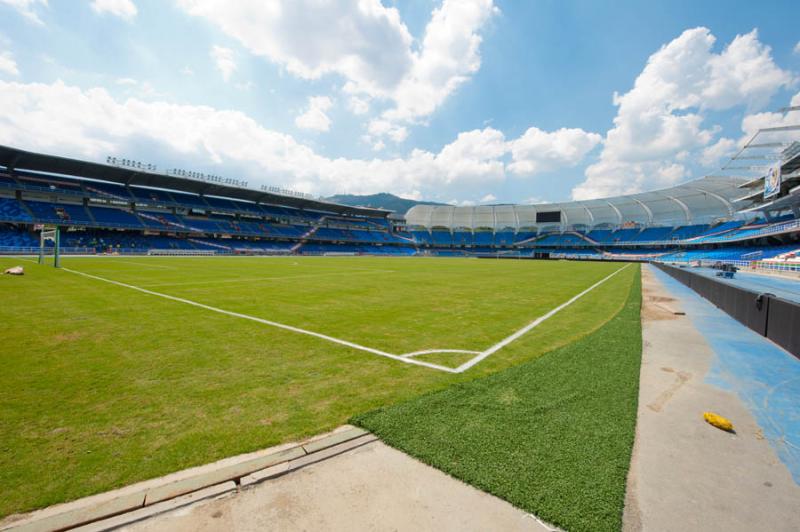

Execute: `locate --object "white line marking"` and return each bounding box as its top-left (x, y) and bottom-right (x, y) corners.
top-left (402, 349), bottom-right (481, 358)
top-left (453, 264), bottom-right (631, 373)
top-left (58, 262), bottom-right (631, 374)
top-left (60, 267), bottom-right (457, 373)
top-left (111, 260), bottom-right (176, 269)
top-left (6, 256), bottom-right (40, 264)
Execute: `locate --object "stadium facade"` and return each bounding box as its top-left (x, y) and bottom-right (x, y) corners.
top-left (1, 115), bottom-right (799, 266)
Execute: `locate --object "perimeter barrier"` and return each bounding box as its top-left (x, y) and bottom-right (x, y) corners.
top-left (653, 262), bottom-right (800, 359)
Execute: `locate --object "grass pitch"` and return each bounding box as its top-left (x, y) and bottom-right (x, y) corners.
top-left (355, 267), bottom-right (642, 532)
top-left (0, 256), bottom-right (637, 518)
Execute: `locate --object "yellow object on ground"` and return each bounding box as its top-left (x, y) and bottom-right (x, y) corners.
top-left (703, 412), bottom-right (734, 432)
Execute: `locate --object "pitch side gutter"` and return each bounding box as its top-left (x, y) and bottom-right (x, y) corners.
top-left (59, 263), bottom-right (630, 374)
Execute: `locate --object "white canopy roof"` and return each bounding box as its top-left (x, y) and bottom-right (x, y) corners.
top-left (405, 176), bottom-right (752, 231)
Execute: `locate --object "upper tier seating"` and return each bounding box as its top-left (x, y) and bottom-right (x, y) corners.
top-left (129, 186), bottom-right (174, 204)
top-left (0, 227), bottom-right (38, 247)
top-left (0, 197), bottom-right (33, 222)
top-left (669, 224), bottom-right (709, 240)
top-left (16, 175), bottom-right (84, 195)
top-left (533, 233), bottom-right (588, 246)
top-left (167, 191), bottom-right (209, 209)
top-left (83, 181), bottom-right (133, 200)
top-left (411, 230), bottom-right (432, 244)
top-left (609, 228), bottom-right (642, 242)
top-left (586, 229), bottom-right (613, 243)
top-left (494, 231), bottom-right (515, 246)
top-left (89, 206), bottom-right (143, 227)
top-left (473, 232), bottom-right (493, 246)
top-left (690, 220), bottom-right (746, 240)
top-left (452, 231), bottom-right (473, 246)
top-left (24, 201), bottom-right (92, 224)
top-left (633, 227), bottom-right (673, 242)
top-left (431, 231), bottom-right (453, 246)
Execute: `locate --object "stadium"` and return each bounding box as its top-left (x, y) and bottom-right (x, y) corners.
top-left (2, 2), bottom-right (800, 532)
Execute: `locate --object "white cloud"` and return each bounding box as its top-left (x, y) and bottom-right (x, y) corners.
top-left (371, 140), bottom-right (385, 152)
top-left (794, 41), bottom-right (800, 55)
top-left (178, 0), bottom-right (498, 141)
top-left (508, 127), bottom-right (602, 175)
top-left (295, 96), bottom-right (333, 132)
top-left (480, 193), bottom-right (496, 203)
top-left (210, 45), bottom-right (236, 82)
top-left (434, 127), bottom-right (507, 184)
top-left (113, 77), bottom-right (161, 98)
top-left (367, 118), bottom-right (407, 143)
top-left (0, 79), bottom-right (601, 202)
top-left (347, 96), bottom-right (369, 115)
top-left (573, 27), bottom-right (794, 200)
top-left (0, 50), bottom-right (19, 76)
top-left (0, 0), bottom-right (47, 25)
top-left (520, 196), bottom-right (543, 205)
top-left (739, 91), bottom-right (800, 144)
top-left (179, 0), bottom-right (414, 95)
top-left (90, 0), bottom-right (137, 20)
top-left (700, 137), bottom-right (736, 168)
top-left (381, 0), bottom-right (497, 124)
top-left (180, 66), bottom-right (194, 76)
top-left (702, 30), bottom-right (795, 110)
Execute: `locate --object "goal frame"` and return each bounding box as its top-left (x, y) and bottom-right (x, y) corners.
top-left (38, 225), bottom-right (61, 268)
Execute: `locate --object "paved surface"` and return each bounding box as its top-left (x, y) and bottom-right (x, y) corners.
top-left (624, 265), bottom-right (800, 532)
top-left (691, 266), bottom-right (800, 304)
top-left (121, 439), bottom-right (552, 532)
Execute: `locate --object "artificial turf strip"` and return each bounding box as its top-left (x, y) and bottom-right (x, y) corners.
top-left (353, 267), bottom-right (642, 532)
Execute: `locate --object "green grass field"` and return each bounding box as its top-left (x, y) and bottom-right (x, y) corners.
top-left (0, 255), bottom-right (637, 519)
top-left (355, 268), bottom-right (642, 532)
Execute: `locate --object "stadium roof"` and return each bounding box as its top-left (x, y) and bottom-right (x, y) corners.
top-left (409, 111), bottom-right (800, 232)
top-left (405, 175), bottom-right (754, 231)
top-left (0, 145), bottom-right (390, 218)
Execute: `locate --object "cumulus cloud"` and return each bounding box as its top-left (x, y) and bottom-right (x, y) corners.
top-left (0, 79), bottom-right (600, 201)
top-left (700, 137), bottom-right (736, 168)
top-left (179, 0), bottom-right (414, 95)
top-left (347, 96), bottom-right (369, 115)
top-left (0, 50), bottom-right (19, 76)
top-left (178, 0), bottom-right (498, 143)
top-left (508, 127), bottom-right (602, 175)
top-left (794, 41), bottom-right (800, 55)
top-left (572, 27), bottom-right (794, 200)
top-left (381, 0), bottom-right (498, 123)
top-left (367, 118), bottom-right (407, 143)
top-left (0, 0), bottom-right (47, 25)
top-left (90, 0), bottom-right (137, 20)
top-left (210, 45), bottom-right (236, 81)
top-left (295, 96), bottom-right (333, 132)
top-left (739, 91), bottom-right (800, 142)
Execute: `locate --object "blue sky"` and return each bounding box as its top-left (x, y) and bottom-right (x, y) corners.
top-left (0, 0), bottom-right (798, 205)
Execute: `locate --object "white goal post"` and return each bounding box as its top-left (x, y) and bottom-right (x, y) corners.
top-left (37, 224), bottom-right (61, 267)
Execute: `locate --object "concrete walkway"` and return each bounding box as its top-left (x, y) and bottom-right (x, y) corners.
top-left (119, 439), bottom-right (552, 532)
top-left (624, 265), bottom-right (800, 532)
